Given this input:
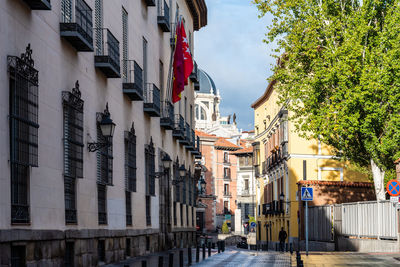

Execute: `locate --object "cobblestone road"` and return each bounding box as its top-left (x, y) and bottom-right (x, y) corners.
top-left (192, 248), bottom-right (291, 267)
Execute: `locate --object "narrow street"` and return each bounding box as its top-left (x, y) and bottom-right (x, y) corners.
top-left (192, 247), bottom-right (291, 267)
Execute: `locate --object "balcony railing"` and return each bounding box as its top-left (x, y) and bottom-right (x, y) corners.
top-left (22, 0), bottom-right (51, 10)
top-left (94, 28), bottom-right (120, 78)
top-left (157, 0), bottom-right (170, 32)
top-left (192, 135), bottom-right (202, 159)
top-left (267, 147), bottom-right (284, 170)
top-left (160, 101), bottom-right (174, 129)
top-left (190, 61), bottom-right (199, 83)
top-left (241, 189), bottom-right (250, 196)
top-left (145, 0), bottom-right (156, 6)
top-left (172, 114), bottom-right (185, 139)
top-left (179, 122), bottom-right (191, 146)
top-left (143, 83), bottom-right (161, 117)
top-left (60, 0), bottom-right (93, 51)
top-left (223, 191), bottom-right (232, 197)
top-left (185, 128), bottom-right (195, 150)
top-left (122, 60), bottom-right (143, 101)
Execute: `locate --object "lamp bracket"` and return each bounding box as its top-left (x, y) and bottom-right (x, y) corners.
top-left (87, 141), bottom-right (110, 152)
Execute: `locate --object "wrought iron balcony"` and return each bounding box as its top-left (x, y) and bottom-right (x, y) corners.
top-left (122, 60), bottom-right (143, 101)
top-left (190, 61), bottom-right (199, 83)
top-left (145, 0), bottom-right (156, 6)
top-left (22, 0), bottom-right (51, 10)
top-left (94, 28), bottom-right (120, 78)
top-left (143, 83), bottom-right (161, 117)
top-left (185, 129), bottom-right (195, 150)
top-left (157, 0), bottom-right (170, 32)
top-left (179, 123), bottom-right (191, 146)
top-left (60, 0), bottom-right (93, 51)
top-left (241, 189), bottom-right (250, 197)
top-left (191, 135), bottom-right (202, 158)
top-left (160, 101), bottom-right (174, 129)
top-left (172, 114), bottom-right (185, 139)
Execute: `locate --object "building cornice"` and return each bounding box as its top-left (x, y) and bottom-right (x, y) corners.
top-left (185, 0), bottom-right (207, 31)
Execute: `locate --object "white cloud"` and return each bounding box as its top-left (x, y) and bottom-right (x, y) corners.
top-left (194, 0), bottom-right (276, 130)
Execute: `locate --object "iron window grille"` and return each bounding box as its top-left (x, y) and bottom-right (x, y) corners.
top-left (125, 124), bottom-right (136, 192)
top-left (186, 205), bottom-right (189, 226)
top-left (174, 161), bottom-right (180, 202)
top-left (96, 113), bottom-right (113, 186)
top-left (145, 138), bottom-right (155, 196)
top-left (11, 245), bottom-right (26, 267)
top-left (146, 195), bottom-right (151, 226)
top-left (126, 191), bottom-right (132, 226)
top-left (122, 7), bottom-right (128, 78)
top-left (62, 81), bottom-right (84, 224)
top-left (8, 44), bottom-right (39, 224)
top-left (173, 201), bottom-right (177, 226)
top-left (180, 203), bottom-right (183, 226)
top-left (97, 184), bottom-right (107, 224)
top-left (188, 177), bottom-right (192, 206)
top-left (182, 175), bottom-right (186, 205)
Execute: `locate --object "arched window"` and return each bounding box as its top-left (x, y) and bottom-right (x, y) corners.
top-left (200, 107), bottom-right (207, 120)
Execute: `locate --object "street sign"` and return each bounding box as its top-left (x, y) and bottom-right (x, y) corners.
top-left (250, 222), bottom-right (256, 228)
top-left (387, 180), bottom-right (400, 196)
top-left (390, 196), bottom-right (400, 203)
top-left (301, 187), bottom-right (313, 201)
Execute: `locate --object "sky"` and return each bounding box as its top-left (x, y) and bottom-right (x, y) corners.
top-left (194, 0), bottom-right (276, 131)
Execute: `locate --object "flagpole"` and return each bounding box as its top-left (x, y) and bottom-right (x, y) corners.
top-left (166, 12), bottom-right (180, 102)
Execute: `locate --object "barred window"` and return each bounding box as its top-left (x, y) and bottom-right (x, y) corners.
top-left (98, 184), bottom-right (107, 224)
top-left (182, 176), bottom-right (186, 205)
top-left (145, 138), bottom-right (155, 196)
top-left (125, 125), bottom-right (136, 192)
top-left (180, 203), bottom-right (183, 226)
top-left (173, 201), bottom-right (177, 226)
top-left (64, 176), bottom-right (77, 224)
top-left (174, 161), bottom-right (180, 202)
top-left (146, 195), bottom-right (151, 226)
top-left (188, 177), bottom-right (192, 206)
top-left (126, 191), bottom-right (132, 226)
top-left (8, 45), bottom-right (39, 224)
top-left (186, 205), bottom-right (189, 226)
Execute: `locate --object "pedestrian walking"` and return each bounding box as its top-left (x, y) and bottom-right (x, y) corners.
top-left (278, 227), bottom-right (287, 252)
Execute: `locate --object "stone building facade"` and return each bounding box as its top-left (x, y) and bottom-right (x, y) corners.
top-left (0, 0), bottom-right (207, 265)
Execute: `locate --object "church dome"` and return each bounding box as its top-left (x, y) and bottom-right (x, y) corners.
top-left (198, 69), bottom-right (217, 95)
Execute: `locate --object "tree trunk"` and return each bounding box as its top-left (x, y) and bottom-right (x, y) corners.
top-left (371, 159), bottom-right (386, 201)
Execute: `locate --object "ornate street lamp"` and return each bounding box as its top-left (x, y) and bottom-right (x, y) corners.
top-left (88, 103), bottom-right (116, 152)
top-left (155, 153), bottom-right (173, 178)
top-left (172, 164), bottom-right (186, 185)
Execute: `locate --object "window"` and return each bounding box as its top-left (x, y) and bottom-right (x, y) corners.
top-left (62, 81), bottom-right (84, 224)
top-left (245, 179), bottom-right (249, 191)
top-left (125, 125), bottom-right (136, 192)
top-left (122, 8), bottom-right (128, 80)
top-left (94, 0), bottom-right (103, 54)
top-left (98, 184), bottom-right (107, 224)
top-left (244, 203), bottom-right (249, 219)
top-left (145, 138), bottom-right (155, 196)
top-left (180, 203), bottom-right (183, 226)
top-left (224, 168), bottom-right (230, 179)
top-left (143, 38), bottom-right (148, 85)
top-left (224, 184), bottom-right (229, 195)
top-left (125, 238), bottom-right (131, 257)
top-left (223, 152), bottom-right (229, 163)
top-left (146, 195), bottom-right (151, 226)
top-left (65, 242), bottom-right (74, 267)
top-left (173, 201), bottom-right (177, 225)
top-left (61, 0), bottom-right (73, 22)
top-left (98, 240), bottom-right (105, 263)
top-left (188, 177), bottom-right (192, 206)
top-left (190, 104), bottom-right (193, 127)
top-left (182, 176), bottom-right (186, 204)
top-left (8, 45), bottom-right (39, 224)
top-left (159, 60), bottom-right (164, 96)
top-left (186, 205), bottom-right (189, 226)
top-left (11, 245), bottom-right (26, 267)
top-left (174, 161), bottom-right (180, 202)
top-left (126, 191), bottom-right (132, 226)
top-left (185, 97), bottom-right (187, 120)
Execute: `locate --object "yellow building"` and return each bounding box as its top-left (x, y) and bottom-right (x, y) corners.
top-left (251, 80), bottom-right (368, 249)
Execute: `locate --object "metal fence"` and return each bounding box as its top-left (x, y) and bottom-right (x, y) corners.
top-left (308, 200), bottom-right (398, 242)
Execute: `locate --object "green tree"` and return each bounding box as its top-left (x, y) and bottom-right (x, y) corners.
top-left (254, 0), bottom-right (400, 200)
top-left (222, 221), bottom-right (230, 234)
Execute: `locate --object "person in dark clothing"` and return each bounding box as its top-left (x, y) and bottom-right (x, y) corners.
top-left (278, 227), bottom-right (287, 252)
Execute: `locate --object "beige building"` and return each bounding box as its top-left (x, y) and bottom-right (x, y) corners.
top-left (0, 0), bottom-right (206, 265)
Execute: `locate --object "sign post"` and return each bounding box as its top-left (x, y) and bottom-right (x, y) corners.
top-left (301, 187), bottom-right (313, 256)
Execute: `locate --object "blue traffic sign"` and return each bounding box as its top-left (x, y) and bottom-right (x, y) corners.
top-left (250, 222), bottom-right (256, 228)
top-left (301, 187), bottom-right (313, 201)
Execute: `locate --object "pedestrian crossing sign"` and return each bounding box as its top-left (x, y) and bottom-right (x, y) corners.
top-left (301, 187), bottom-right (313, 201)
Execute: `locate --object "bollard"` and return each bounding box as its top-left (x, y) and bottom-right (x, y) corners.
top-left (168, 253), bottom-right (174, 267)
top-left (222, 241), bottom-right (225, 252)
top-left (217, 241), bottom-right (221, 253)
top-left (188, 246), bottom-right (192, 265)
top-left (202, 243), bottom-right (206, 259)
top-left (196, 245), bottom-right (200, 262)
top-left (286, 243), bottom-right (289, 252)
top-left (142, 260), bottom-right (147, 267)
top-left (290, 243), bottom-right (293, 254)
top-left (208, 242), bottom-right (211, 257)
top-left (179, 250), bottom-right (184, 267)
top-left (158, 256), bottom-right (163, 267)
top-left (212, 242), bottom-right (215, 249)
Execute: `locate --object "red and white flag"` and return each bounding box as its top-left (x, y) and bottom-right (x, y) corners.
top-left (181, 22), bottom-right (193, 85)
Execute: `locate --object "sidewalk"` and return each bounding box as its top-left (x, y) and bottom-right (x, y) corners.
top-left (105, 247), bottom-right (219, 267)
top-left (291, 252), bottom-right (400, 267)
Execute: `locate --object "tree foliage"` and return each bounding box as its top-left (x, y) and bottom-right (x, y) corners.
top-left (254, 0), bottom-right (400, 183)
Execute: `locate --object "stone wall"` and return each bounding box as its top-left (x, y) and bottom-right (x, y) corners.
top-left (0, 229), bottom-right (196, 266)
